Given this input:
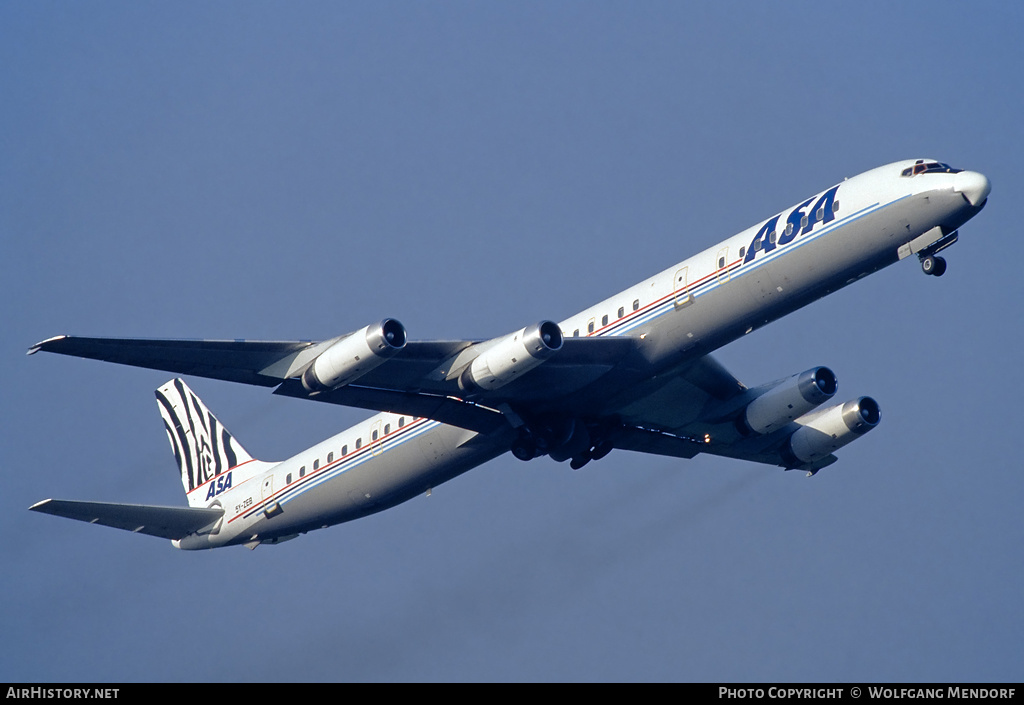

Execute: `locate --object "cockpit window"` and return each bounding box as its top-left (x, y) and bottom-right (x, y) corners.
top-left (900, 160), bottom-right (963, 177)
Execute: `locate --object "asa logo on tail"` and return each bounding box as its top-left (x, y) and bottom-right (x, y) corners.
top-left (744, 185), bottom-right (840, 263)
top-left (205, 472), bottom-right (233, 500)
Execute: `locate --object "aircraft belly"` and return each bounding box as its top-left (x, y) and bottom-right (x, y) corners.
top-left (237, 423), bottom-right (511, 542)
top-left (529, 192), bottom-right (961, 423)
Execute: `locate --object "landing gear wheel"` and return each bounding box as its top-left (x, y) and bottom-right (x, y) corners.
top-left (921, 255), bottom-right (947, 276)
top-left (570, 453), bottom-right (591, 470)
top-left (921, 255), bottom-right (946, 276)
top-left (590, 440), bottom-right (613, 461)
top-left (511, 434), bottom-right (536, 461)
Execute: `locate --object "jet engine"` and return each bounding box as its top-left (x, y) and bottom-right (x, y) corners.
top-left (739, 366), bottom-right (838, 435)
top-left (459, 321), bottom-right (563, 393)
top-left (301, 319), bottom-right (407, 392)
top-left (782, 396), bottom-right (881, 466)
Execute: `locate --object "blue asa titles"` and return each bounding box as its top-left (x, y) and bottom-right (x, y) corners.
top-left (744, 185), bottom-right (840, 264)
top-left (205, 471), bottom-right (233, 500)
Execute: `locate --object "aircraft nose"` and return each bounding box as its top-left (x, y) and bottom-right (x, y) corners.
top-left (953, 170), bottom-right (991, 207)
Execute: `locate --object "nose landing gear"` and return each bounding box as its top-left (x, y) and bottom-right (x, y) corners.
top-left (921, 255), bottom-right (947, 277)
top-left (914, 229), bottom-right (957, 277)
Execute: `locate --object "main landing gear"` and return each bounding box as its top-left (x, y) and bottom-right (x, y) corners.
top-left (920, 254), bottom-right (947, 277)
top-left (509, 419), bottom-right (616, 470)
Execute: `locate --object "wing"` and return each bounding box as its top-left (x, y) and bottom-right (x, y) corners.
top-left (28, 331), bottom-right (846, 472)
top-left (29, 331), bottom-right (639, 427)
top-left (28, 334), bottom-right (475, 388)
top-left (600, 354), bottom-right (749, 461)
top-left (29, 499), bottom-right (224, 541)
top-left (606, 359), bottom-right (860, 473)
top-left (28, 335), bottom-right (314, 386)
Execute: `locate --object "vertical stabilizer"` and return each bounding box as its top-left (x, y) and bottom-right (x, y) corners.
top-left (156, 379), bottom-right (254, 506)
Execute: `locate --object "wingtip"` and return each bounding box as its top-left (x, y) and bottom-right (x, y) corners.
top-left (29, 499), bottom-right (54, 512)
top-left (27, 335), bottom-right (68, 356)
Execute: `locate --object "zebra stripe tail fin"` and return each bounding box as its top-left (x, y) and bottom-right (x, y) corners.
top-left (155, 379), bottom-right (255, 507)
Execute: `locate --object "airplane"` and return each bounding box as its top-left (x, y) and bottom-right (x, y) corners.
top-left (27, 158), bottom-right (990, 550)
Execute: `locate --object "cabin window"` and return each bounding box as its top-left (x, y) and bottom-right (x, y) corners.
top-left (815, 208), bottom-right (824, 221)
top-left (833, 200), bottom-right (840, 213)
top-left (372, 429), bottom-right (378, 441)
top-left (616, 306), bottom-right (623, 318)
top-left (783, 224), bottom-right (792, 238)
top-left (800, 215), bottom-right (808, 229)
top-left (602, 314), bottom-right (609, 326)
top-left (299, 466), bottom-right (306, 478)
top-left (342, 444), bottom-right (348, 456)
top-left (588, 321), bottom-right (595, 333)
top-left (399, 417), bottom-right (405, 428)
top-left (313, 459), bottom-right (319, 470)
top-left (573, 329), bottom-right (579, 337)
top-left (718, 256), bottom-right (725, 269)
top-left (384, 424), bottom-right (390, 435)
top-left (739, 246), bottom-right (746, 259)
top-left (327, 452), bottom-right (333, 463)
top-left (633, 299), bottom-right (639, 311)
top-left (286, 473), bottom-right (292, 484)
top-left (356, 438), bottom-right (362, 449)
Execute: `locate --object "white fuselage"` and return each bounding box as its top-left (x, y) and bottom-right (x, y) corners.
top-left (176, 160), bottom-right (988, 549)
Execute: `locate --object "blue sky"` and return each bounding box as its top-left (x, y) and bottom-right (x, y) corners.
top-left (2, 2), bottom-right (1021, 682)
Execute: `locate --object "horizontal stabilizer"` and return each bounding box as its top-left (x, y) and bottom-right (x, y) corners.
top-left (29, 499), bottom-right (224, 541)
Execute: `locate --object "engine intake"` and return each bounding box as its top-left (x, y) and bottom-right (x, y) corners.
top-left (459, 321), bottom-right (563, 393)
top-left (740, 366), bottom-right (838, 435)
top-left (782, 396), bottom-right (881, 466)
top-left (301, 319), bottom-right (407, 392)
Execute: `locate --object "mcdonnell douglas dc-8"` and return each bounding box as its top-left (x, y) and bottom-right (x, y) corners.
top-left (28, 159), bottom-right (990, 550)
